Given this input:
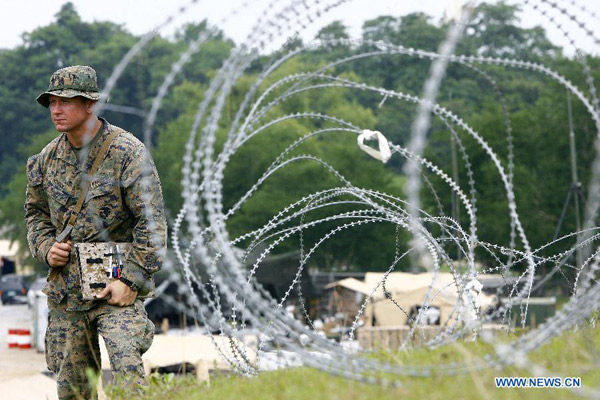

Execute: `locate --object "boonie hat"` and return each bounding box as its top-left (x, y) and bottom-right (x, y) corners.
top-left (36, 65), bottom-right (101, 107)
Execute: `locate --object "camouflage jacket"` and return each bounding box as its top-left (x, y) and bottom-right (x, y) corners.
top-left (24, 117), bottom-right (167, 311)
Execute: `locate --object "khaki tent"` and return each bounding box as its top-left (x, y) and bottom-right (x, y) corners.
top-left (324, 277), bottom-right (372, 295)
top-left (326, 272), bottom-right (497, 326)
top-left (323, 277), bottom-right (371, 317)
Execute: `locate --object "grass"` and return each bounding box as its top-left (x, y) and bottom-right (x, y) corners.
top-left (106, 322), bottom-right (600, 400)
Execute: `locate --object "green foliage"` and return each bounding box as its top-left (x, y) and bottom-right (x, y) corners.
top-left (154, 62), bottom-right (405, 270)
top-left (0, 130), bottom-right (60, 273)
top-left (84, 367), bottom-right (100, 400)
top-left (106, 372), bottom-right (202, 399)
top-left (1, 2), bottom-right (599, 278)
top-left (461, 2), bottom-right (560, 59)
top-left (152, 81), bottom-right (208, 219)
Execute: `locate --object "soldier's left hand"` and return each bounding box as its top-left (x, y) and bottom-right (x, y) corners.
top-left (96, 280), bottom-right (137, 306)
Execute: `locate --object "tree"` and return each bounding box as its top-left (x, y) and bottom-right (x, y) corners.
top-left (0, 130), bottom-right (60, 272)
top-left (460, 2), bottom-right (560, 59)
top-left (1, 1), bottom-right (599, 281)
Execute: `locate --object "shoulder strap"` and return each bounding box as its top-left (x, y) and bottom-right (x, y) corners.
top-left (55, 130), bottom-right (120, 243)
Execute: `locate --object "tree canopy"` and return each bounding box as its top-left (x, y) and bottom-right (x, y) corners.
top-left (0, 2), bottom-right (598, 288)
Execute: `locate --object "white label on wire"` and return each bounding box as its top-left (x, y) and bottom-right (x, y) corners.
top-left (357, 129), bottom-right (391, 163)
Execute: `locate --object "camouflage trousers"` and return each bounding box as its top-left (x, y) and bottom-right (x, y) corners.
top-left (45, 299), bottom-right (155, 400)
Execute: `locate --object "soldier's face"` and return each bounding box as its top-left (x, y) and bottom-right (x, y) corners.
top-left (48, 95), bottom-right (93, 134)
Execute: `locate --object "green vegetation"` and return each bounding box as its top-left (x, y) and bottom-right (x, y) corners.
top-left (104, 324), bottom-right (600, 399)
top-left (1, 1), bottom-right (598, 285)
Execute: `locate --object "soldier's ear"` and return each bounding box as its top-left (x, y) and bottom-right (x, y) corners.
top-left (86, 99), bottom-right (98, 114)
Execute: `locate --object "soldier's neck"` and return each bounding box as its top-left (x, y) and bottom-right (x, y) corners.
top-left (66, 117), bottom-right (102, 148)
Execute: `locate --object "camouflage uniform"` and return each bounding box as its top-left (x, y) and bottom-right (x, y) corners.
top-left (25, 66), bottom-right (167, 400)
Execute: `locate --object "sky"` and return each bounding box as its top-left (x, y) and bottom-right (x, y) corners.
top-left (1, 0), bottom-right (599, 55)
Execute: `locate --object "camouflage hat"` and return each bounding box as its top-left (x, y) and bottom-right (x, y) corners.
top-left (36, 65), bottom-right (101, 107)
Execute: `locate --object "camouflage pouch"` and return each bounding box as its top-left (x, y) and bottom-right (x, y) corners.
top-left (75, 242), bottom-right (132, 300)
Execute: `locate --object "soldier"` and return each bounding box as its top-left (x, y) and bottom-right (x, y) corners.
top-left (24, 65), bottom-right (167, 400)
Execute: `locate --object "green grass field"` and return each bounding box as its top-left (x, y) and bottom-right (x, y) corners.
top-left (106, 323), bottom-right (600, 400)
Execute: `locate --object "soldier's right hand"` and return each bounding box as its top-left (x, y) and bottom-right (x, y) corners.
top-left (46, 240), bottom-right (72, 267)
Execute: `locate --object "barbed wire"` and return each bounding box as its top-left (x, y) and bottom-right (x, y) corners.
top-left (74, 0), bottom-right (600, 395)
